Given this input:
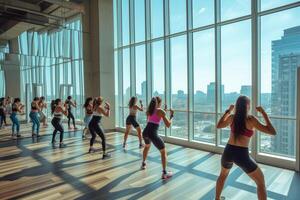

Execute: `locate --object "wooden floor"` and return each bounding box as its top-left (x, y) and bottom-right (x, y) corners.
top-left (0, 125), bottom-right (299, 200)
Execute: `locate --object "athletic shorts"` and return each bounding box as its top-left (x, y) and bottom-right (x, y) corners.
top-left (142, 123), bottom-right (165, 150)
top-left (126, 115), bottom-right (139, 128)
top-left (221, 144), bottom-right (258, 174)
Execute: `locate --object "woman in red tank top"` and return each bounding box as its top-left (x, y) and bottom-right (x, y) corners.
top-left (215, 96), bottom-right (276, 200)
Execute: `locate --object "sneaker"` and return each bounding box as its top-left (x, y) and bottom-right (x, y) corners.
top-left (12, 134), bottom-right (17, 140)
top-left (59, 143), bottom-right (67, 148)
top-left (32, 133), bottom-right (36, 137)
top-left (220, 197), bottom-right (226, 200)
top-left (123, 143), bottom-right (126, 149)
top-left (139, 143), bottom-right (145, 148)
top-left (88, 147), bottom-right (96, 153)
top-left (37, 135), bottom-right (41, 138)
top-left (17, 134), bottom-right (21, 138)
top-left (102, 153), bottom-right (111, 160)
top-left (161, 171), bottom-right (173, 180)
top-left (141, 162), bottom-right (147, 170)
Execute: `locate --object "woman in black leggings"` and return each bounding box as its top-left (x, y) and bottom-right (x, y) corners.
top-left (65, 96), bottom-right (77, 130)
top-left (215, 96), bottom-right (276, 200)
top-left (51, 99), bottom-right (68, 148)
top-left (88, 96), bottom-right (111, 159)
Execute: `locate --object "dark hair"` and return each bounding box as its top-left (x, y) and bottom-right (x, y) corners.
top-left (232, 96), bottom-right (250, 140)
top-left (128, 96), bottom-right (137, 108)
top-left (67, 96), bottom-right (72, 100)
top-left (84, 97), bottom-right (93, 108)
top-left (14, 98), bottom-right (21, 103)
top-left (147, 96), bottom-right (161, 116)
top-left (40, 96), bottom-right (45, 100)
top-left (33, 97), bottom-right (39, 101)
top-left (51, 98), bottom-right (61, 114)
top-left (93, 97), bottom-right (103, 109)
top-left (0, 97), bottom-right (4, 106)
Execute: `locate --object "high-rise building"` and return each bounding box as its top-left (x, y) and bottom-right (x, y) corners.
top-left (240, 85), bottom-right (251, 98)
top-left (271, 26), bottom-right (300, 156)
top-left (207, 82), bottom-right (224, 105)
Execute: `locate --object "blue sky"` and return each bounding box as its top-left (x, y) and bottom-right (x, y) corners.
top-left (120, 0), bottom-right (300, 94)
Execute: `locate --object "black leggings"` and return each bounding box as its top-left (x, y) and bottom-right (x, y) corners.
top-left (221, 144), bottom-right (258, 174)
top-left (143, 123), bottom-right (165, 150)
top-left (51, 117), bottom-right (64, 143)
top-left (89, 116), bottom-right (106, 152)
top-left (0, 110), bottom-right (6, 126)
top-left (67, 111), bottom-right (75, 127)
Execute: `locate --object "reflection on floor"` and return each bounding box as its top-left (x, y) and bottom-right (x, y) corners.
top-left (0, 129), bottom-right (299, 200)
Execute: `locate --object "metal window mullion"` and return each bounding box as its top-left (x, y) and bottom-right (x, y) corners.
top-left (251, 0), bottom-right (259, 160)
top-left (164, 0), bottom-right (170, 137)
top-left (187, 0), bottom-right (194, 142)
top-left (145, 0), bottom-right (152, 105)
top-left (215, 0), bottom-right (221, 147)
top-left (296, 67), bottom-right (300, 171)
top-left (130, 0), bottom-right (135, 97)
top-left (118, 50), bottom-right (124, 127)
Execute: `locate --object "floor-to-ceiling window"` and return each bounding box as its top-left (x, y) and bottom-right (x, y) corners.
top-left (19, 16), bottom-right (84, 120)
top-left (114, 0), bottom-right (300, 170)
top-left (0, 43), bottom-right (8, 97)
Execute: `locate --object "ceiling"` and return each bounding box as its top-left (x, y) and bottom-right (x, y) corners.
top-left (0, 0), bottom-right (85, 41)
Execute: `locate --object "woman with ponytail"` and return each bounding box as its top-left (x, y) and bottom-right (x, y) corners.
top-left (88, 96), bottom-right (111, 159)
top-left (123, 96), bottom-right (144, 149)
top-left (141, 96), bottom-right (174, 180)
top-left (215, 96), bottom-right (276, 200)
top-left (51, 99), bottom-right (68, 148)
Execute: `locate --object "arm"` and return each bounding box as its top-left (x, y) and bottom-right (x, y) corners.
top-left (62, 104), bottom-right (68, 116)
top-left (134, 104), bottom-right (144, 112)
top-left (216, 105), bottom-right (234, 129)
top-left (71, 101), bottom-right (77, 108)
top-left (250, 107), bottom-right (276, 135)
top-left (99, 106), bottom-right (110, 117)
top-left (157, 108), bottom-right (173, 128)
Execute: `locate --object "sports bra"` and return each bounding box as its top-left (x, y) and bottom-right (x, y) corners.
top-left (129, 107), bottom-right (137, 116)
top-left (53, 106), bottom-right (63, 118)
top-left (93, 107), bottom-right (103, 117)
top-left (148, 109), bottom-right (161, 125)
top-left (230, 123), bottom-right (254, 137)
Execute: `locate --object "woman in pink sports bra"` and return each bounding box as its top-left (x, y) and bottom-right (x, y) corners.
top-left (215, 96), bottom-right (276, 200)
top-left (141, 96), bottom-right (174, 180)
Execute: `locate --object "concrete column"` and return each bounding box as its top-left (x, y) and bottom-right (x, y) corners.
top-left (82, 0), bottom-right (115, 129)
top-left (3, 38), bottom-right (21, 98)
top-left (98, 0), bottom-right (115, 129)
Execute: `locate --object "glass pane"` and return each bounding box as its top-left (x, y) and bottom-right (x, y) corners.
top-left (113, 0), bottom-right (118, 47)
top-left (221, 0), bottom-right (251, 21)
top-left (169, 0), bottom-right (187, 34)
top-left (171, 111), bottom-right (188, 139)
top-left (259, 118), bottom-right (296, 158)
top-left (260, 7), bottom-right (300, 117)
top-left (123, 48), bottom-right (131, 107)
top-left (193, 29), bottom-right (215, 112)
top-left (220, 20), bottom-right (251, 144)
top-left (221, 20), bottom-right (251, 111)
top-left (122, 0), bottom-right (130, 45)
top-left (259, 7), bottom-right (300, 159)
top-left (171, 35), bottom-right (187, 110)
top-left (134, 0), bottom-right (145, 42)
top-left (193, 113), bottom-right (216, 143)
top-left (152, 40), bottom-right (165, 102)
top-left (135, 45), bottom-right (146, 105)
top-left (261, 0), bottom-right (299, 11)
top-left (151, 0), bottom-right (164, 38)
top-left (170, 35), bottom-right (187, 139)
top-left (192, 0), bottom-right (214, 28)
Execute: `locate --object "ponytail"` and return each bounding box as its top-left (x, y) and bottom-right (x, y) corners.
top-left (147, 97), bottom-right (157, 116)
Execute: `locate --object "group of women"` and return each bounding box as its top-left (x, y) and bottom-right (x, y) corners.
top-left (0, 94), bottom-right (276, 199)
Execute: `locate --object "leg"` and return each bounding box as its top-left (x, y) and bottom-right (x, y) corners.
top-left (136, 126), bottom-right (143, 146)
top-left (89, 125), bottom-right (96, 147)
top-left (160, 148), bottom-right (167, 171)
top-left (142, 144), bottom-right (151, 163)
top-left (123, 125), bottom-right (131, 146)
top-left (52, 130), bottom-right (58, 143)
top-left (72, 113), bottom-right (76, 128)
top-left (247, 167), bottom-right (267, 200)
top-left (215, 167), bottom-right (231, 200)
top-left (16, 118), bottom-right (20, 135)
top-left (95, 125), bottom-right (106, 153)
top-left (57, 124), bottom-right (64, 143)
top-left (67, 114), bottom-right (71, 128)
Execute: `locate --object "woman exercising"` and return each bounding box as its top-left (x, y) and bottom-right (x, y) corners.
top-left (215, 96), bottom-right (276, 200)
top-left (29, 97), bottom-right (41, 137)
top-left (0, 97), bottom-right (5, 129)
top-left (88, 97), bottom-right (111, 159)
top-left (10, 98), bottom-right (24, 139)
top-left (141, 96), bottom-right (174, 180)
top-left (123, 96), bottom-right (144, 149)
top-left (38, 96), bottom-right (48, 127)
top-left (65, 96), bottom-right (77, 130)
top-left (82, 97), bottom-right (93, 139)
top-left (51, 99), bottom-right (68, 148)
